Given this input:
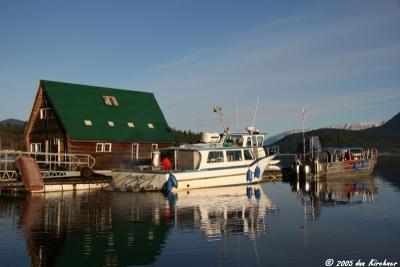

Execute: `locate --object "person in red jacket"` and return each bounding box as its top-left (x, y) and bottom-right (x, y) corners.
top-left (162, 157), bottom-right (172, 170)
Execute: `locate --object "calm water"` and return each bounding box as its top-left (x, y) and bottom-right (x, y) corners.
top-left (0, 156), bottom-right (399, 267)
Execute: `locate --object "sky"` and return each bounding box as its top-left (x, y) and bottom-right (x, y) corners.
top-left (0, 0), bottom-right (399, 135)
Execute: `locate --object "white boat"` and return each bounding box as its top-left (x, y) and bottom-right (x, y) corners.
top-left (112, 141), bottom-right (274, 192)
top-left (111, 107), bottom-right (275, 192)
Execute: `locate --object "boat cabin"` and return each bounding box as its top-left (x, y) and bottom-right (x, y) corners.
top-left (225, 133), bottom-right (265, 148)
top-left (152, 146), bottom-right (256, 172)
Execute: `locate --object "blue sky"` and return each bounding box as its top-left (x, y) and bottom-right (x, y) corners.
top-left (1, 0), bottom-right (399, 135)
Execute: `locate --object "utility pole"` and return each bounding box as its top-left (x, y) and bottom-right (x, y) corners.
top-left (302, 108), bottom-right (306, 160)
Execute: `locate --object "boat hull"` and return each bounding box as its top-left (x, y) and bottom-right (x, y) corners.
top-left (110, 156), bottom-right (273, 192)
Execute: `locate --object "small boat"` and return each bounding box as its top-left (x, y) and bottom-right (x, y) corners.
top-left (293, 142), bottom-right (378, 177)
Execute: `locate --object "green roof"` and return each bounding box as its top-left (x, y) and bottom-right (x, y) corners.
top-left (41, 80), bottom-right (173, 142)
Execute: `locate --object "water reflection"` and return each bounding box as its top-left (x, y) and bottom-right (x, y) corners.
top-left (0, 184), bottom-right (277, 266)
top-left (171, 185), bottom-right (277, 239)
top-left (286, 174), bottom-right (378, 221)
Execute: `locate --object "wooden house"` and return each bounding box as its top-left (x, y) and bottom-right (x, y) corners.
top-left (24, 80), bottom-right (174, 170)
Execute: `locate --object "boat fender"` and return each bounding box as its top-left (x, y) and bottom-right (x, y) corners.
top-left (254, 188), bottom-right (261, 200)
top-left (246, 186), bottom-right (253, 199)
top-left (246, 169), bottom-right (253, 182)
top-left (354, 162), bottom-right (359, 170)
top-left (169, 173), bottom-right (178, 188)
top-left (165, 173), bottom-right (178, 192)
top-left (362, 160), bottom-right (366, 168)
top-left (255, 165), bottom-right (261, 178)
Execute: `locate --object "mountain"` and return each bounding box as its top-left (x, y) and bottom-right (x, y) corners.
top-left (264, 129), bottom-right (311, 145)
top-left (365, 112), bottom-right (400, 134)
top-left (326, 120), bottom-right (385, 131)
top-left (271, 112), bottom-right (400, 154)
top-left (265, 120), bottom-right (385, 146)
top-left (0, 118), bottom-right (26, 125)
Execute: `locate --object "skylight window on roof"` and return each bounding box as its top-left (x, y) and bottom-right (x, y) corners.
top-left (127, 122), bottom-right (135, 128)
top-left (147, 123), bottom-right (154, 128)
top-left (103, 96), bottom-right (119, 106)
top-left (108, 121), bottom-right (115, 127)
top-left (84, 120), bottom-right (92, 126)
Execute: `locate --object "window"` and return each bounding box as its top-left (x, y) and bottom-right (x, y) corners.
top-left (96, 143), bottom-right (104, 152)
top-left (127, 122), bottom-right (135, 128)
top-left (147, 123), bottom-right (154, 128)
top-left (84, 120), bottom-right (92, 126)
top-left (131, 143), bottom-right (139, 160)
top-left (244, 149), bottom-right (254, 160)
top-left (104, 143), bottom-right (112, 152)
top-left (29, 143), bottom-right (42, 152)
top-left (40, 108), bottom-right (55, 119)
top-left (246, 137), bottom-right (251, 147)
top-left (96, 143), bottom-right (112, 152)
top-left (257, 136), bottom-right (264, 146)
top-left (252, 136), bottom-right (257, 147)
top-left (227, 150), bottom-right (242, 162)
top-left (207, 151), bottom-right (224, 163)
top-left (108, 121), bottom-right (115, 127)
top-left (103, 96), bottom-right (119, 106)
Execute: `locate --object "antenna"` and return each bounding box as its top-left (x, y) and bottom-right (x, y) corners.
top-left (252, 96), bottom-right (260, 127)
top-left (235, 98), bottom-right (239, 132)
top-left (213, 106), bottom-right (229, 134)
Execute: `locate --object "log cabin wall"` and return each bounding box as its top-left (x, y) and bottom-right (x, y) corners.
top-left (67, 140), bottom-right (172, 170)
top-left (24, 85), bottom-right (67, 154)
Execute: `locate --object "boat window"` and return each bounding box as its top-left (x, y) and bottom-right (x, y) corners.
top-left (257, 136), bottom-right (264, 146)
top-left (246, 137), bottom-right (251, 147)
top-left (227, 150), bottom-right (242, 161)
top-left (252, 136), bottom-right (257, 147)
top-left (243, 149), bottom-right (253, 160)
top-left (238, 137), bottom-right (244, 146)
top-left (207, 151), bottom-right (224, 163)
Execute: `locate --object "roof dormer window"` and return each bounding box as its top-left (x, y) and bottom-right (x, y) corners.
top-left (108, 121), bottom-right (115, 127)
top-left (127, 122), bottom-right (135, 128)
top-left (84, 120), bottom-right (92, 126)
top-left (147, 123), bottom-right (154, 128)
top-left (103, 96), bottom-right (119, 106)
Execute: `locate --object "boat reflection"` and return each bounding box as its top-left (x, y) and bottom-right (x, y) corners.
top-left (170, 184), bottom-right (277, 239)
top-left (0, 184), bottom-right (276, 266)
top-left (286, 174), bottom-right (378, 220)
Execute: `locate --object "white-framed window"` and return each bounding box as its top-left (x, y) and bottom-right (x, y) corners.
top-left (243, 149), bottom-right (254, 160)
top-left (207, 151), bottom-right (224, 163)
top-left (127, 122), bottom-right (135, 128)
top-left (103, 96), bottom-right (119, 106)
top-left (131, 143), bottom-right (139, 160)
top-left (96, 143), bottom-right (104, 152)
top-left (108, 121), bottom-right (115, 127)
top-left (104, 143), bottom-right (112, 152)
top-left (84, 120), bottom-right (93, 126)
top-left (148, 123), bottom-right (154, 128)
top-left (227, 150), bottom-right (243, 162)
top-left (30, 143), bottom-right (42, 152)
top-left (96, 143), bottom-right (112, 152)
top-left (40, 108), bottom-right (55, 119)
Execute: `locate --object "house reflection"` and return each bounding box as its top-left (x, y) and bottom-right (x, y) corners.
top-left (16, 191), bottom-right (170, 267)
top-left (1, 184), bottom-right (277, 266)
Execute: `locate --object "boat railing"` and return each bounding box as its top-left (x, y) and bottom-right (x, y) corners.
top-left (0, 150), bottom-right (96, 181)
top-left (265, 146), bottom-right (280, 156)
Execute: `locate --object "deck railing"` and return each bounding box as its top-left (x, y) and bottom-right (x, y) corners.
top-left (0, 150), bottom-right (95, 181)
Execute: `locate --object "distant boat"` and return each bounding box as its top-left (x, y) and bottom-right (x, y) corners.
top-left (293, 138), bottom-right (378, 177)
